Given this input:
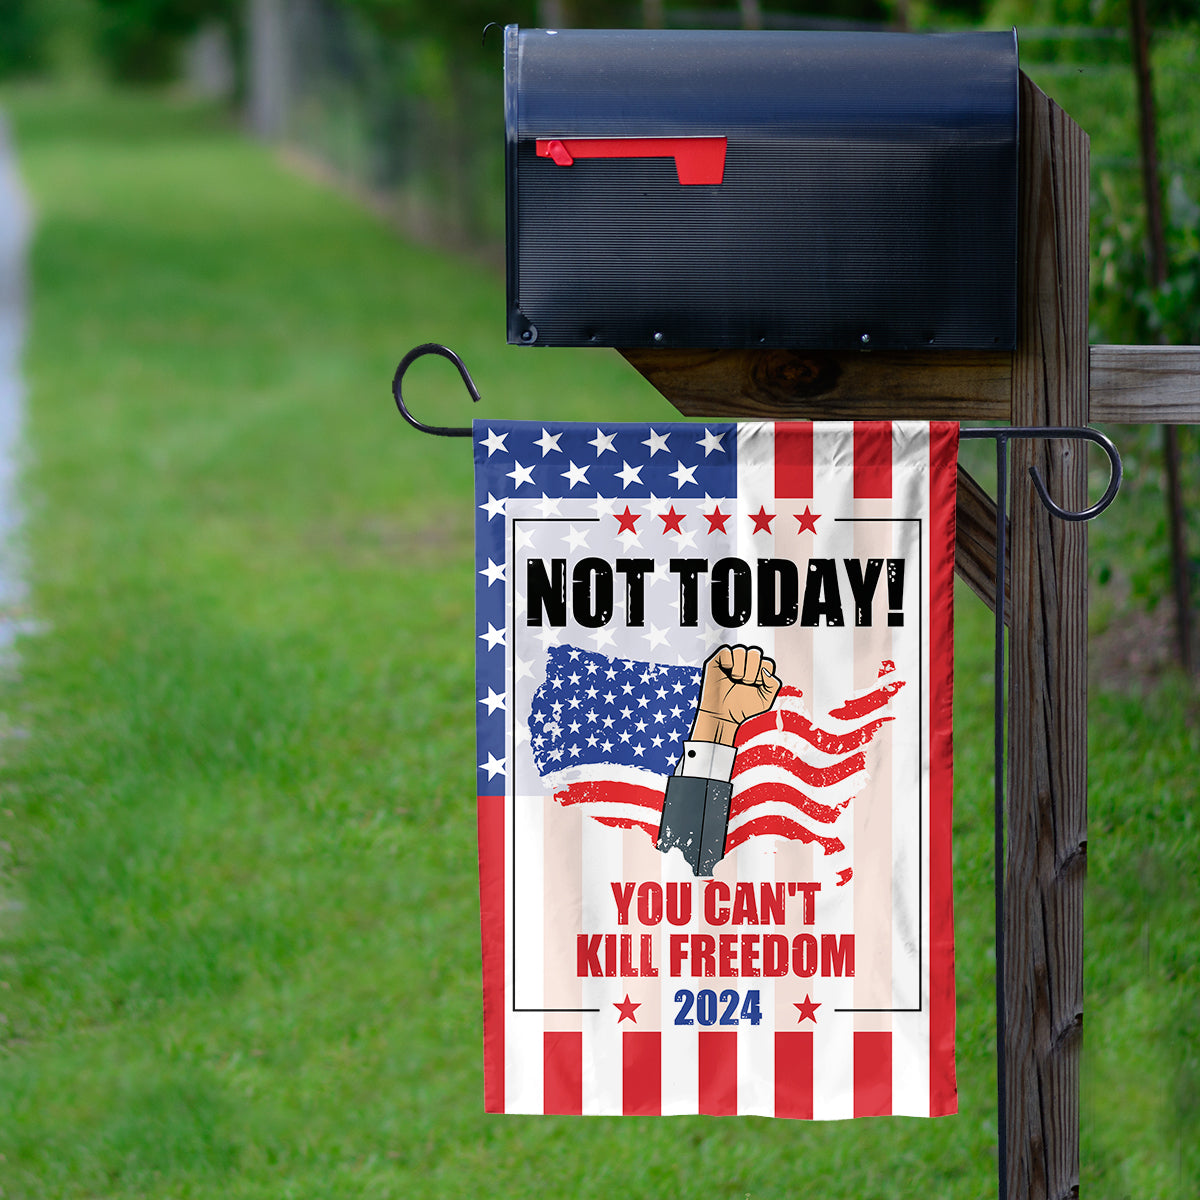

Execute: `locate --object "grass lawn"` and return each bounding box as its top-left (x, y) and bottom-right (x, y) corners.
top-left (0, 85), bottom-right (1196, 1199)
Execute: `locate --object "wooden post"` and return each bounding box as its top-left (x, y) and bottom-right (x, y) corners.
top-left (1004, 76), bottom-right (1089, 1200)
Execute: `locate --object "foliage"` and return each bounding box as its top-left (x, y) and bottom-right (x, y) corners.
top-left (1079, 25), bottom-right (1200, 627)
top-left (1145, 176), bottom-right (1200, 344)
top-left (341, 0), bottom-right (535, 57)
top-left (0, 0), bottom-right (48, 79)
top-left (1087, 420), bottom-right (1200, 620)
top-left (985, 0), bottom-right (1195, 29)
top-left (0, 0), bottom-right (236, 84)
top-left (341, 0), bottom-right (900, 43)
top-left (92, 0), bottom-right (237, 81)
top-left (1093, 171), bottom-right (1200, 347)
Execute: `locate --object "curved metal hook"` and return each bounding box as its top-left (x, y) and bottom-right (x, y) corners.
top-left (1025, 427), bottom-right (1123, 521)
top-left (960, 425), bottom-right (1123, 522)
top-left (482, 21), bottom-right (502, 47)
top-left (392, 343), bottom-right (480, 438)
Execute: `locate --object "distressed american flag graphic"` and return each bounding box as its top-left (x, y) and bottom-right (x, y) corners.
top-left (475, 420), bottom-right (957, 1119)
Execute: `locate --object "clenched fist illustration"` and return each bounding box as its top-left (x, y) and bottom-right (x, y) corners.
top-left (690, 644), bottom-right (781, 747)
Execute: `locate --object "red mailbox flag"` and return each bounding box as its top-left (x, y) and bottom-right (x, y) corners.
top-left (474, 421), bottom-right (958, 1118)
top-left (535, 136), bottom-right (728, 185)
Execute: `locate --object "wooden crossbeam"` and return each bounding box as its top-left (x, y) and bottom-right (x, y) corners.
top-left (956, 467), bottom-right (1010, 622)
top-left (619, 342), bottom-right (1200, 425)
top-left (620, 347), bottom-right (1012, 419)
top-left (1090, 344), bottom-right (1200, 423)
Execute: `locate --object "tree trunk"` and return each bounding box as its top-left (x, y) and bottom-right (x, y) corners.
top-left (1131, 0), bottom-right (1195, 676)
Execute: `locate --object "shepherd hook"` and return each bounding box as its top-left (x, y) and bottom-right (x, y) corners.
top-left (392, 343), bottom-right (480, 438)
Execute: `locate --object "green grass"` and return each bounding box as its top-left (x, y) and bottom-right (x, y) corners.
top-left (0, 84), bottom-right (1195, 1199)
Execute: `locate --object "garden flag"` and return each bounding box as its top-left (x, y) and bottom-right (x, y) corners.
top-left (474, 420), bottom-right (957, 1118)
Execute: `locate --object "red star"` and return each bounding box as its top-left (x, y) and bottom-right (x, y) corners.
top-left (658, 506), bottom-right (685, 534)
top-left (614, 994), bottom-right (641, 1023)
top-left (704, 506), bottom-right (730, 534)
top-left (794, 994), bottom-right (821, 1023)
top-left (614, 505), bottom-right (640, 534)
top-left (794, 506), bottom-right (820, 534)
top-left (749, 505), bottom-right (776, 534)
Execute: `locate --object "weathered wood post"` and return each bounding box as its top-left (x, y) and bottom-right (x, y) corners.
top-left (1004, 75), bottom-right (1088, 1200)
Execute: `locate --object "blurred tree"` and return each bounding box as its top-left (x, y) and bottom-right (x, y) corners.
top-left (1088, 3), bottom-right (1199, 667)
top-left (93, 0), bottom-right (237, 81)
top-left (0, 0), bottom-right (48, 77)
top-left (1130, 0), bottom-right (1194, 673)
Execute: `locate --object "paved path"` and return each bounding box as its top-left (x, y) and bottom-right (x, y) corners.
top-left (0, 113), bottom-right (31, 652)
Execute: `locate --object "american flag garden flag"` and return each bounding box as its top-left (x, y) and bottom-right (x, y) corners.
top-left (474, 420), bottom-right (958, 1118)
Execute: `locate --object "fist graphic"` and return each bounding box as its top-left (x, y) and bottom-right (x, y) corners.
top-left (691, 644), bottom-right (781, 746)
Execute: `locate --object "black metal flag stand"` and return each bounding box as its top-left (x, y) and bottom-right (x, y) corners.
top-left (958, 425), bottom-right (1121, 1200)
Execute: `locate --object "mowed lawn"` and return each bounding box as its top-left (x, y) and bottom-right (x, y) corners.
top-left (0, 87), bottom-right (1195, 1199)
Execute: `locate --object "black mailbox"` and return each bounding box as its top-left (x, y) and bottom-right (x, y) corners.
top-left (505, 26), bottom-right (1018, 351)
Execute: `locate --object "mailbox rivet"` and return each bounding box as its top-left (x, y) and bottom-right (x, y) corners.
top-left (860, 333), bottom-right (871, 346)
top-left (653, 331), bottom-right (664, 343)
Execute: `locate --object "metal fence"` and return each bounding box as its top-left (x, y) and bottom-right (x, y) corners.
top-left (248, 0), bottom-right (506, 253)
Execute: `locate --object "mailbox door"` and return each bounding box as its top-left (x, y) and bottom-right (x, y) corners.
top-left (506, 26), bottom-right (1018, 351)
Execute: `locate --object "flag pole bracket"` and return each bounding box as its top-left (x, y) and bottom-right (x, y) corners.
top-left (392, 342), bottom-right (479, 438)
top-left (959, 423), bottom-right (1120, 1200)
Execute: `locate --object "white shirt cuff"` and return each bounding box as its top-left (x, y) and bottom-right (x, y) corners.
top-left (674, 740), bottom-right (736, 783)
